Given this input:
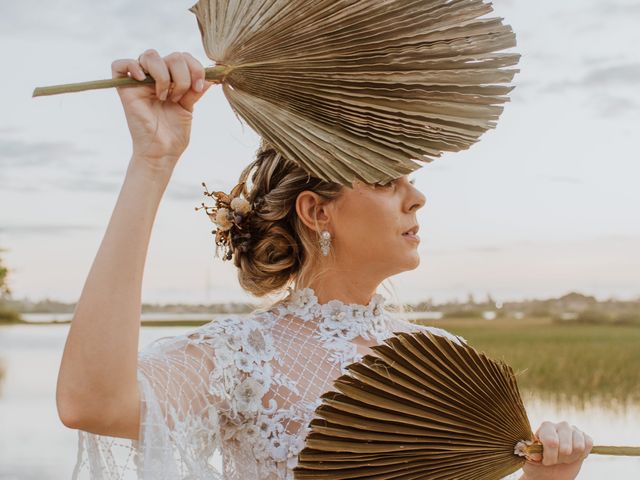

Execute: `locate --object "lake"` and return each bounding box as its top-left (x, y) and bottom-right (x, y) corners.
top-left (0, 322), bottom-right (638, 479)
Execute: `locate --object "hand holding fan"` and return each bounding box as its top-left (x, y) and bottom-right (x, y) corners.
top-left (32, 0), bottom-right (520, 186)
top-left (293, 331), bottom-right (640, 480)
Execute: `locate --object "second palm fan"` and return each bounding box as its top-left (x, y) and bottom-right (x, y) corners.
top-left (293, 330), bottom-right (640, 480)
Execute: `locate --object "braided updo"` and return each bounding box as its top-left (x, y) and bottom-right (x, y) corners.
top-left (231, 141), bottom-right (344, 297)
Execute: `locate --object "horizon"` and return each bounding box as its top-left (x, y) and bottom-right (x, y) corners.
top-left (9, 288), bottom-right (640, 307)
top-left (1, 0), bottom-right (639, 306)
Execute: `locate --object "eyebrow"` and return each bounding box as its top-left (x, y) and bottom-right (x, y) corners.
top-left (409, 177), bottom-right (416, 185)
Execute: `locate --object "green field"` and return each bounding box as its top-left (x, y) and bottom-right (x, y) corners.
top-left (415, 316), bottom-right (640, 411)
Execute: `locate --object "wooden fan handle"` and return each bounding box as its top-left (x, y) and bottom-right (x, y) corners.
top-left (590, 446), bottom-right (640, 456)
top-left (524, 443), bottom-right (640, 457)
top-left (32, 65), bottom-right (231, 98)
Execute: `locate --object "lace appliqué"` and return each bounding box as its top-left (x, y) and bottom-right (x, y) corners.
top-left (202, 312), bottom-right (308, 477)
top-left (285, 287), bottom-right (394, 371)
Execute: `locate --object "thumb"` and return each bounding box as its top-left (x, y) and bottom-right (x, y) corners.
top-left (180, 80), bottom-right (214, 113)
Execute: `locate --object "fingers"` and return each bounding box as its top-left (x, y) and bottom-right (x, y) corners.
top-left (181, 52), bottom-right (206, 94)
top-left (113, 49), bottom-right (211, 109)
top-left (132, 50), bottom-right (209, 108)
top-left (535, 421), bottom-right (593, 467)
top-left (557, 421), bottom-right (574, 459)
top-left (111, 58), bottom-right (147, 82)
top-left (583, 430), bottom-right (594, 459)
top-left (177, 52), bottom-right (211, 112)
top-left (138, 49), bottom-right (171, 100)
top-left (164, 52), bottom-right (191, 102)
top-left (536, 421), bottom-right (560, 466)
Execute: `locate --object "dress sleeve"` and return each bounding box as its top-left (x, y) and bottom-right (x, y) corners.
top-left (70, 325), bottom-right (228, 480)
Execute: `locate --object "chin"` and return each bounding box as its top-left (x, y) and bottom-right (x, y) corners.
top-left (406, 249), bottom-right (421, 269)
top-left (389, 252), bottom-right (420, 275)
top-left (407, 254), bottom-right (420, 270)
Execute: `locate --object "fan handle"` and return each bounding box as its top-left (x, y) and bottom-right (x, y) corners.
top-left (32, 64), bottom-right (232, 98)
top-left (520, 441), bottom-right (640, 457)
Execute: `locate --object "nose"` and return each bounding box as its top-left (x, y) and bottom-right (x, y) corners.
top-left (407, 182), bottom-right (426, 212)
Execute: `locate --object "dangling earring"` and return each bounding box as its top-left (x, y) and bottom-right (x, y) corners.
top-left (319, 230), bottom-right (331, 256)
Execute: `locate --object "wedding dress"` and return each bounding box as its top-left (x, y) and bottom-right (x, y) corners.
top-left (71, 286), bottom-right (523, 479)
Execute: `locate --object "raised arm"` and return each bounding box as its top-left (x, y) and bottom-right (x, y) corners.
top-left (56, 49), bottom-right (212, 439)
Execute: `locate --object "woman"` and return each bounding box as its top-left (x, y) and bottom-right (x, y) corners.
top-left (57, 50), bottom-right (593, 480)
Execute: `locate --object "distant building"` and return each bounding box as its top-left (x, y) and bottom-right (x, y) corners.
top-left (555, 292), bottom-right (597, 314)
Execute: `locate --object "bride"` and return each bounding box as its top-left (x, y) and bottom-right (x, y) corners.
top-left (56, 49), bottom-right (593, 480)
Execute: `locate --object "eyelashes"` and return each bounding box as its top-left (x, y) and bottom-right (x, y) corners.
top-left (375, 177), bottom-right (416, 188)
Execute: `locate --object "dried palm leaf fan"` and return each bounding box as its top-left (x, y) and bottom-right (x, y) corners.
top-left (293, 331), bottom-right (640, 480)
top-left (33, 0), bottom-right (520, 186)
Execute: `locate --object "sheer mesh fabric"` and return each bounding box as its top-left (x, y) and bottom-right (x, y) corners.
top-left (72, 328), bottom-right (226, 479)
top-left (71, 287), bottom-right (523, 480)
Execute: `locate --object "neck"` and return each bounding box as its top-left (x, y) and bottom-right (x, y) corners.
top-left (303, 274), bottom-right (381, 306)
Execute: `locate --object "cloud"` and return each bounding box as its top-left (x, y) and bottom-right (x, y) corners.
top-left (0, 183), bottom-right (43, 193)
top-left (587, 94), bottom-right (639, 118)
top-left (467, 246), bottom-right (506, 253)
top-left (546, 0), bottom-right (640, 25)
top-left (166, 178), bottom-right (229, 202)
top-left (581, 55), bottom-right (628, 67)
top-left (538, 62), bottom-right (640, 119)
top-left (0, 2), bottom-right (94, 39)
top-left (0, 0), bottom-right (201, 50)
top-left (0, 135), bottom-right (94, 168)
top-left (539, 174), bottom-right (583, 185)
top-left (544, 62), bottom-right (640, 94)
top-left (0, 225), bottom-right (99, 236)
top-left (422, 245), bottom-right (507, 255)
top-left (424, 235), bottom-right (640, 257)
top-left (594, 1), bottom-right (640, 18)
top-left (578, 63), bottom-right (640, 88)
top-left (55, 177), bottom-right (121, 194)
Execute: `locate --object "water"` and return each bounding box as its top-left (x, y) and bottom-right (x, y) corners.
top-left (19, 311), bottom-right (446, 324)
top-left (0, 324), bottom-right (638, 479)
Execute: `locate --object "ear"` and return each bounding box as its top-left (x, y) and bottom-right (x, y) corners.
top-left (295, 190), bottom-right (332, 233)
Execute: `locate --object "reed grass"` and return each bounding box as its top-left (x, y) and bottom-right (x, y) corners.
top-left (417, 316), bottom-right (640, 410)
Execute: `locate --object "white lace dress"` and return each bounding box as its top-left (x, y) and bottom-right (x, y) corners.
top-left (71, 286), bottom-right (523, 480)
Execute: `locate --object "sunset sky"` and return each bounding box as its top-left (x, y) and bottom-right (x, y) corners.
top-left (1, 0), bottom-right (639, 306)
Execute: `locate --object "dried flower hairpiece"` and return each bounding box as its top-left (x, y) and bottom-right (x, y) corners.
top-left (195, 181), bottom-right (262, 261)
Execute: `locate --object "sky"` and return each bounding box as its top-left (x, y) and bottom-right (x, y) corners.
top-left (1, 0), bottom-right (639, 306)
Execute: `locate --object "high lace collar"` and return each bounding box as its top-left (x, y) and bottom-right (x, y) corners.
top-left (281, 286), bottom-right (391, 341)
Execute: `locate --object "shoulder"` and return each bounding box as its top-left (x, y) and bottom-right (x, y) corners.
top-left (387, 317), bottom-right (468, 346)
top-left (188, 307), bottom-right (278, 346)
top-left (140, 310), bottom-right (275, 356)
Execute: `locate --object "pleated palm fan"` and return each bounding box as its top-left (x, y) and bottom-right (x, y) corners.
top-left (33, 0), bottom-right (520, 186)
top-left (293, 330), bottom-right (640, 480)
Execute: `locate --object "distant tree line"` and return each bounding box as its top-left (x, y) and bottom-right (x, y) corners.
top-left (2, 250), bottom-right (639, 326)
top-left (0, 248), bottom-right (21, 323)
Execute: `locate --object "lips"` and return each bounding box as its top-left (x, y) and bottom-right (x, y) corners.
top-left (402, 224), bottom-right (420, 242)
top-left (402, 225), bottom-right (419, 236)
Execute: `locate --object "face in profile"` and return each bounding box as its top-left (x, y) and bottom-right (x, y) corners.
top-left (327, 174), bottom-right (426, 280)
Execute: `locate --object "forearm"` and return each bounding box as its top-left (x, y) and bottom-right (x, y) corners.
top-left (56, 157), bottom-right (172, 422)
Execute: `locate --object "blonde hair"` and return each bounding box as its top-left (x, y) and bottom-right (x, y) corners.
top-left (231, 141), bottom-right (344, 298)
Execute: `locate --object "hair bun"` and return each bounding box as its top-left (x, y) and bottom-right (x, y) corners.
top-left (200, 144), bottom-right (343, 297)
